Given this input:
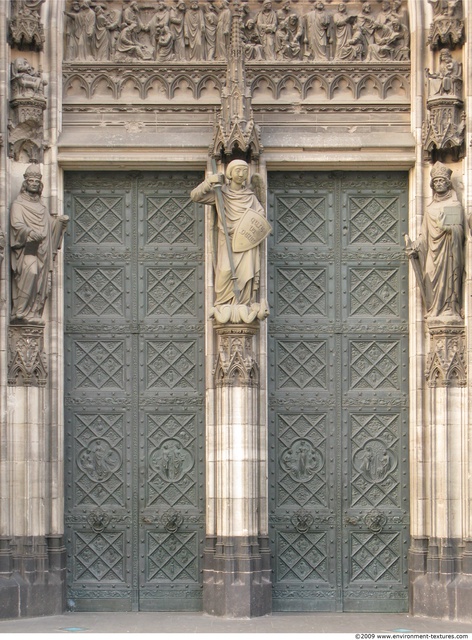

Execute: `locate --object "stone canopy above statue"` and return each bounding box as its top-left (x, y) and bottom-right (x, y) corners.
top-left (64, 0), bottom-right (410, 64)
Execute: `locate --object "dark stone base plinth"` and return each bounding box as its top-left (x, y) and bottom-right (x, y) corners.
top-left (203, 535), bottom-right (272, 618)
top-left (410, 537), bottom-right (472, 622)
top-left (0, 536), bottom-right (66, 620)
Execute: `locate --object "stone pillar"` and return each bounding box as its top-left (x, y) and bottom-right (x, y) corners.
top-left (410, 318), bottom-right (470, 619)
top-left (203, 322), bottom-right (271, 617)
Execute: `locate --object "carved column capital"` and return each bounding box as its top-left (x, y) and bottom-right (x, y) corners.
top-left (8, 325), bottom-right (47, 387)
top-left (425, 319), bottom-right (466, 387)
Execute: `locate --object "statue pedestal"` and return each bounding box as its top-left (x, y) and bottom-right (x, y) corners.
top-left (203, 322), bottom-right (271, 617)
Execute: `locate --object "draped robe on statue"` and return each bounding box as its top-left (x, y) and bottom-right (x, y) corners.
top-left (413, 191), bottom-right (464, 318)
top-left (10, 193), bottom-right (62, 322)
top-left (190, 179), bottom-right (264, 306)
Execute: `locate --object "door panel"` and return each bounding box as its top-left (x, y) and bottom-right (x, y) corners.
top-left (268, 172), bottom-right (409, 612)
top-left (64, 171), bottom-right (205, 611)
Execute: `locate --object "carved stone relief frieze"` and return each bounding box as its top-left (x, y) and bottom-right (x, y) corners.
top-left (9, 58), bottom-right (47, 162)
top-left (8, 0), bottom-right (45, 51)
top-left (63, 0), bottom-right (410, 64)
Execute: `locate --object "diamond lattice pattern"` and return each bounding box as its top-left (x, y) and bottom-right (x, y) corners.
top-left (277, 268), bottom-right (327, 316)
top-left (74, 531), bottom-right (125, 582)
top-left (276, 196), bottom-right (326, 244)
top-left (277, 531), bottom-right (328, 582)
top-left (147, 532), bottom-right (198, 582)
top-left (146, 267), bottom-right (196, 316)
top-left (277, 414), bottom-right (327, 508)
top-left (350, 413), bottom-right (400, 508)
top-left (146, 341), bottom-right (196, 389)
top-left (350, 268), bottom-right (399, 317)
top-left (74, 268), bottom-right (124, 317)
top-left (75, 341), bottom-right (124, 389)
top-left (349, 196), bottom-right (399, 244)
top-left (350, 532), bottom-right (401, 583)
top-left (74, 413), bottom-right (124, 507)
top-left (278, 341), bottom-right (327, 389)
top-left (73, 196), bottom-right (123, 244)
top-left (146, 414), bottom-right (196, 507)
top-left (146, 197), bottom-right (195, 244)
top-left (350, 340), bottom-right (399, 390)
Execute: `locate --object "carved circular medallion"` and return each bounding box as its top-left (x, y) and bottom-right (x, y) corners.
top-left (280, 438), bottom-right (323, 482)
top-left (77, 438), bottom-right (121, 482)
top-left (150, 439), bottom-right (193, 482)
top-left (353, 439), bottom-right (396, 483)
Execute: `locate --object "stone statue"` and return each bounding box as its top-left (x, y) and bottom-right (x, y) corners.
top-left (190, 160), bottom-right (270, 323)
top-left (304, 1), bottom-right (331, 61)
top-left (92, 4), bottom-right (113, 61)
top-left (243, 19), bottom-right (264, 61)
top-left (10, 165), bottom-right (69, 324)
top-left (65, 0), bottom-right (95, 61)
top-left (169, 1), bottom-right (186, 61)
top-left (11, 58), bottom-right (47, 98)
top-left (333, 3), bottom-right (357, 60)
top-left (405, 162), bottom-right (465, 319)
top-left (356, 1), bottom-right (376, 51)
top-left (154, 25), bottom-right (175, 62)
top-left (215, 0), bottom-right (231, 60)
top-left (256, 0), bottom-right (278, 61)
top-left (204, 3), bottom-right (218, 61)
top-left (426, 48), bottom-right (462, 97)
top-left (184, 1), bottom-right (206, 61)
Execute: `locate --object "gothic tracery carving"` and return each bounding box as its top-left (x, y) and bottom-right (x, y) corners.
top-left (9, 0), bottom-right (45, 51)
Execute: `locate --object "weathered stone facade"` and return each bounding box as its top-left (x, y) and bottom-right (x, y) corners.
top-left (0, 0), bottom-right (472, 622)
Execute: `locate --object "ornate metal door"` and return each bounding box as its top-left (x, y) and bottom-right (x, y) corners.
top-left (268, 172), bottom-right (409, 612)
top-left (64, 171), bottom-right (205, 611)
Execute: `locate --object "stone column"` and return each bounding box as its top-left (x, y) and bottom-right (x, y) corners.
top-left (203, 322), bottom-right (271, 617)
top-left (410, 318), bottom-right (469, 619)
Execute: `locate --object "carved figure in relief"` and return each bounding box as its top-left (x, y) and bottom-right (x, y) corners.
top-left (65, 0), bottom-right (92, 60)
top-left (256, 0), bottom-right (278, 61)
top-left (333, 3), bottom-right (357, 60)
top-left (204, 3), bottom-right (218, 61)
top-left (356, 1), bottom-right (376, 50)
top-left (10, 165), bottom-right (69, 325)
top-left (190, 160), bottom-right (270, 322)
top-left (144, 0), bottom-right (170, 53)
top-left (184, 0), bottom-right (206, 61)
top-left (243, 18), bottom-right (264, 61)
top-left (275, 13), bottom-right (303, 60)
top-left (92, 4), bottom-right (113, 60)
top-left (154, 25), bottom-right (175, 61)
top-left (116, 19), bottom-right (152, 60)
top-left (405, 162), bottom-right (465, 319)
top-left (390, 18), bottom-right (410, 60)
top-left (11, 58), bottom-right (47, 97)
top-left (376, 0), bottom-right (393, 26)
top-left (304, 1), bottom-right (331, 61)
top-left (215, 0), bottom-right (231, 60)
top-left (169, 1), bottom-right (186, 61)
top-left (426, 49), bottom-right (461, 97)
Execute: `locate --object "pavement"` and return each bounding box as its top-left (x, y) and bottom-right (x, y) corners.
top-left (0, 611), bottom-right (471, 635)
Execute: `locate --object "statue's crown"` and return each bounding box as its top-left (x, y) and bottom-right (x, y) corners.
top-left (430, 161), bottom-right (452, 181)
top-left (24, 164), bottom-right (42, 179)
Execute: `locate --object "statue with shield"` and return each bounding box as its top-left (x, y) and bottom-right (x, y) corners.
top-left (190, 159), bottom-right (271, 324)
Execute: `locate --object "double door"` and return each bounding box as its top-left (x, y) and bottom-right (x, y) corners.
top-left (64, 171), bottom-right (205, 611)
top-left (267, 172), bottom-right (410, 612)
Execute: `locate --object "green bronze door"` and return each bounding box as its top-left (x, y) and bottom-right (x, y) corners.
top-left (268, 172), bottom-right (409, 612)
top-left (64, 171), bottom-right (205, 611)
